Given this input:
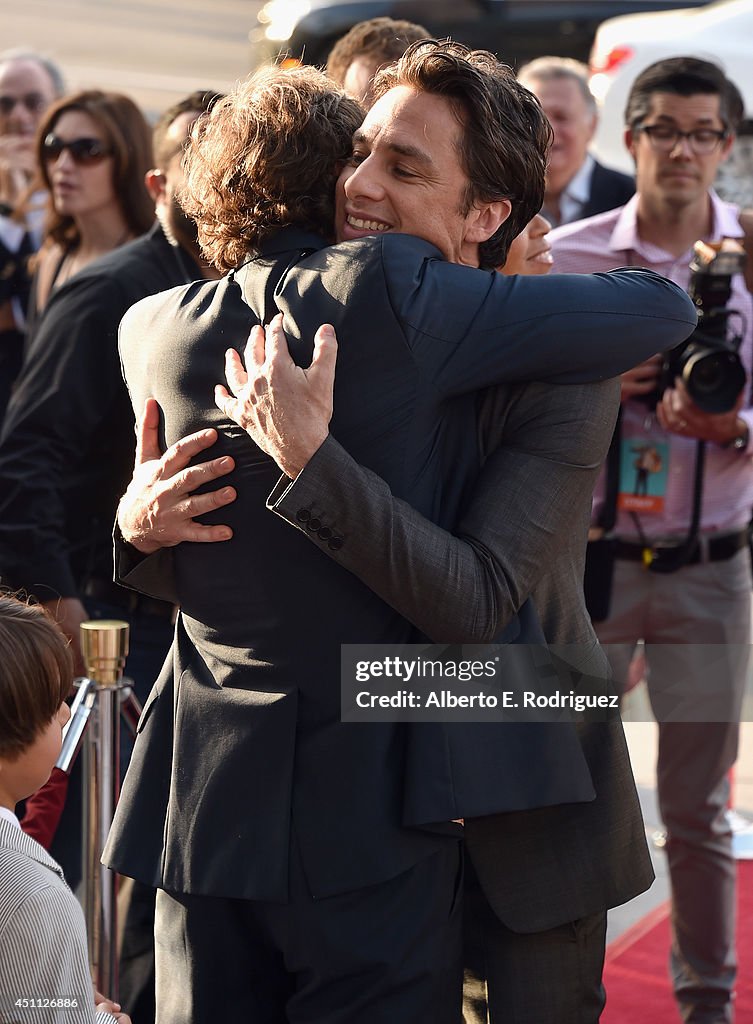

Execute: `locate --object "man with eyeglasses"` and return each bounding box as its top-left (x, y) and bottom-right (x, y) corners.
top-left (552, 57), bottom-right (751, 1024)
top-left (0, 49), bottom-right (64, 418)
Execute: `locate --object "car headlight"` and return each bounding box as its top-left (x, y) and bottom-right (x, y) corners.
top-left (258, 0), bottom-right (312, 43)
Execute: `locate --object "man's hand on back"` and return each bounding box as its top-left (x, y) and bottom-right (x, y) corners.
top-left (214, 313), bottom-right (337, 479)
top-left (117, 398), bottom-right (237, 554)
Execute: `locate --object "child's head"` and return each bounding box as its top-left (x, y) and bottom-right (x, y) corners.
top-left (0, 595), bottom-right (73, 808)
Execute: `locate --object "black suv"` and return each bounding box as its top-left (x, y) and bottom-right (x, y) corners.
top-left (251, 0), bottom-right (711, 71)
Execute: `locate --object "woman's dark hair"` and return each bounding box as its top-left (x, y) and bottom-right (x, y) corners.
top-left (35, 89), bottom-right (154, 250)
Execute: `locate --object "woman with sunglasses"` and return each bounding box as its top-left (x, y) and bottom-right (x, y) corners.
top-left (25, 89), bottom-right (153, 331)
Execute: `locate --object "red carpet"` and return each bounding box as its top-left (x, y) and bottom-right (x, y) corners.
top-left (602, 862), bottom-right (753, 1022)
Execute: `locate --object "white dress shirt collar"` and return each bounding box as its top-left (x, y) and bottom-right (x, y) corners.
top-left (557, 154), bottom-right (595, 226)
top-left (0, 805), bottom-right (21, 828)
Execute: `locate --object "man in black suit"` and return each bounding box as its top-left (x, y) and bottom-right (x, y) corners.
top-left (518, 56), bottom-right (635, 227)
top-left (105, 47), bottom-right (695, 1023)
top-left (0, 90), bottom-right (221, 1022)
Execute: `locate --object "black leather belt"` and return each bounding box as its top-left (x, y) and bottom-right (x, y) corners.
top-left (614, 529), bottom-right (749, 566)
top-left (83, 578), bottom-right (173, 619)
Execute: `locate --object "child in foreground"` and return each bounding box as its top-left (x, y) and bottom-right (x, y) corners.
top-left (0, 594), bottom-right (130, 1023)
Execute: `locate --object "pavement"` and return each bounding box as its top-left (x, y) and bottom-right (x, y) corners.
top-left (607, 668), bottom-right (753, 943)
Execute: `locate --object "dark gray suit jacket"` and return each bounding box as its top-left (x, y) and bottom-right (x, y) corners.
top-left (267, 379), bottom-right (654, 933)
top-left (105, 227), bottom-right (690, 906)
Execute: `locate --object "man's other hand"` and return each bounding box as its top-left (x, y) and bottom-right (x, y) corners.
top-left (656, 378), bottom-right (746, 445)
top-left (621, 354), bottom-right (661, 402)
top-left (215, 312), bottom-right (337, 479)
top-left (0, 135), bottom-right (36, 206)
top-left (94, 988), bottom-right (132, 1024)
top-left (117, 398), bottom-right (236, 555)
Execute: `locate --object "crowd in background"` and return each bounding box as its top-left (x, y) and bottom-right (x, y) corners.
top-left (0, 16), bottom-right (751, 1024)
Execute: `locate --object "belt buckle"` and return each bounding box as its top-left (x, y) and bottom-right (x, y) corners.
top-left (646, 540), bottom-right (700, 574)
top-left (641, 546), bottom-right (655, 569)
top-left (646, 545), bottom-right (679, 573)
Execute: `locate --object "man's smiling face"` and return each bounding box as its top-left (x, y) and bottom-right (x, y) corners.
top-left (335, 85), bottom-right (509, 268)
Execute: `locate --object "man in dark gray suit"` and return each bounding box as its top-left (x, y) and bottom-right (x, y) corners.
top-left (106, 46), bottom-right (695, 1023)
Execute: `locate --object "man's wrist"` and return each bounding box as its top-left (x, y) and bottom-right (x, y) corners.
top-left (278, 430), bottom-right (330, 479)
top-left (116, 514), bottom-right (162, 556)
top-left (721, 417), bottom-right (749, 451)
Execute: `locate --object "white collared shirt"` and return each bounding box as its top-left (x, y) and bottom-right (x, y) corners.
top-left (543, 154), bottom-right (595, 227)
top-left (0, 805), bottom-right (21, 828)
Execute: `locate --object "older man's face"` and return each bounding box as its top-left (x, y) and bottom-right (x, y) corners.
top-left (527, 76), bottom-right (596, 194)
top-left (335, 85), bottom-right (509, 268)
top-left (0, 60), bottom-right (57, 146)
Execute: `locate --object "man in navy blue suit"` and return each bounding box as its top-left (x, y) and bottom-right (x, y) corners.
top-left (106, 45), bottom-right (695, 1024)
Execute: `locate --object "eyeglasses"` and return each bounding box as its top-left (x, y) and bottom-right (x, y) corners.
top-left (0, 92), bottom-right (48, 116)
top-left (637, 124), bottom-right (727, 155)
top-left (42, 134), bottom-right (112, 166)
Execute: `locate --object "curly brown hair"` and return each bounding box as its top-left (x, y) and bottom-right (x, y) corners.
top-left (180, 65), bottom-right (364, 271)
top-left (36, 89), bottom-right (154, 250)
top-left (373, 41), bottom-right (552, 270)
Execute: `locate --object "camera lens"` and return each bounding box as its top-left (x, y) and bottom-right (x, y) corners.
top-left (684, 350), bottom-right (745, 413)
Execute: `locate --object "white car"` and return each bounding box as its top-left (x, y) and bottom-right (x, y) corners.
top-left (588, 0), bottom-right (753, 206)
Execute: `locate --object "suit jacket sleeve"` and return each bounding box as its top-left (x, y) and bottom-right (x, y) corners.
top-left (112, 523), bottom-right (179, 603)
top-left (383, 242), bottom-right (697, 392)
top-left (268, 378), bottom-right (620, 643)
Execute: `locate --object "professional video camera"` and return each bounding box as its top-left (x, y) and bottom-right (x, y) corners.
top-left (641, 238), bottom-right (747, 414)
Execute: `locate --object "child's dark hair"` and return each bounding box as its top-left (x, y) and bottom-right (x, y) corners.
top-left (0, 595), bottom-right (72, 760)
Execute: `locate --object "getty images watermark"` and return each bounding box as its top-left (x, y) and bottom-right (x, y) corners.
top-left (340, 644), bottom-right (751, 723)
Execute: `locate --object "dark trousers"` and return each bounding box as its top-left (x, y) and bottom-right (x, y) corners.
top-left (155, 839), bottom-right (463, 1024)
top-left (462, 858), bottom-right (607, 1024)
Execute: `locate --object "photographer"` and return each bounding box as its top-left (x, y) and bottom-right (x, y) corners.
top-left (551, 57), bottom-right (752, 1024)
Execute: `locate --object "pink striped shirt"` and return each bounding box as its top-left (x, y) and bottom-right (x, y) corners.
top-left (551, 192), bottom-right (753, 539)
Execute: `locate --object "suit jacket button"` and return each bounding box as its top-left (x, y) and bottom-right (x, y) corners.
top-left (308, 517), bottom-right (322, 532)
top-left (328, 536), bottom-right (343, 551)
top-left (296, 509), bottom-right (311, 523)
top-left (318, 526), bottom-right (332, 541)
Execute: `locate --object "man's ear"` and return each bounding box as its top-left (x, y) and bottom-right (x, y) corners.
top-left (586, 110), bottom-right (598, 144)
top-left (466, 199), bottom-right (512, 244)
top-left (145, 169), bottom-right (166, 204)
top-left (624, 126), bottom-right (637, 161)
top-left (720, 132), bottom-right (736, 163)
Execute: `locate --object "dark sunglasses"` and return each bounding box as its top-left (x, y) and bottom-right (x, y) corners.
top-left (42, 133), bottom-right (112, 166)
top-left (0, 92), bottom-right (47, 116)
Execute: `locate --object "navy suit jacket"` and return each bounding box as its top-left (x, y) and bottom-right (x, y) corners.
top-left (581, 159), bottom-right (635, 221)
